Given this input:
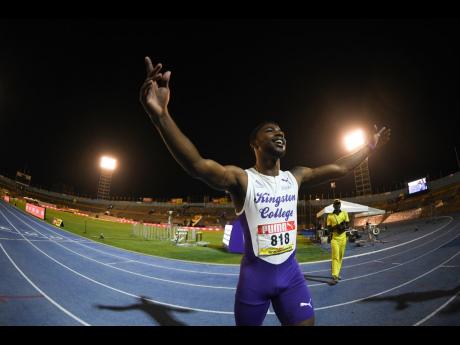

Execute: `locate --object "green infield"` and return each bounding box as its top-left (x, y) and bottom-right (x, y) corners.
top-left (8, 198), bottom-right (330, 264)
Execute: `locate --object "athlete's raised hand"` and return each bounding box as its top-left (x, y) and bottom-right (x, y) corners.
top-left (369, 125), bottom-right (391, 150)
top-left (139, 56), bottom-right (171, 122)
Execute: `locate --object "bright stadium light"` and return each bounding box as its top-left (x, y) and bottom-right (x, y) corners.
top-left (344, 129), bottom-right (365, 152)
top-left (97, 156), bottom-right (117, 199)
top-left (344, 129), bottom-right (373, 196)
top-left (100, 156), bottom-right (117, 171)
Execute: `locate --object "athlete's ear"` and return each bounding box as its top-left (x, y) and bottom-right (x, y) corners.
top-left (252, 137), bottom-right (261, 150)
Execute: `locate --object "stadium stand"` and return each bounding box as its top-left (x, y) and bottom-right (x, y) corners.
top-left (1, 171), bottom-right (459, 228)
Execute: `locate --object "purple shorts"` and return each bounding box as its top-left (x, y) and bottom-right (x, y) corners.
top-left (234, 254), bottom-right (314, 326)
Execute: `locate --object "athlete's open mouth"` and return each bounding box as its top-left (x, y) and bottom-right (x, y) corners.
top-left (272, 137), bottom-right (286, 147)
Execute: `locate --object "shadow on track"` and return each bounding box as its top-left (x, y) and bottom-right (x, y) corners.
top-left (95, 296), bottom-right (194, 325)
top-left (362, 285), bottom-right (460, 311)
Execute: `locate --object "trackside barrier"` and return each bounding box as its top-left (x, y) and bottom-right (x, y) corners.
top-left (132, 223), bottom-right (175, 241)
top-left (131, 224), bottom-right (211, 243)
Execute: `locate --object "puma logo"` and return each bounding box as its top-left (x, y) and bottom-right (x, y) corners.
top-left (255, 180), bottom-right (264, 188)
top-left (300, 298), bottom-right (313, 309)
top-left (281, 178), bottom-right (290, 184)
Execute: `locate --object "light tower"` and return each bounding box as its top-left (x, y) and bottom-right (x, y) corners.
top-left (97, 156), bottom-right (117, 200)
top-left (344, 129), bottom-right (372, 196)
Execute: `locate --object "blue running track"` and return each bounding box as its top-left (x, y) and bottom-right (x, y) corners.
top-left (0, 200), bottom-right (459, 325)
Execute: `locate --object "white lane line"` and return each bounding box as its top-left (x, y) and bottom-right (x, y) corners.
top-left (0, 227), bottom-right (14, 233)
top-left (307, 231), bottom-right (460, 288)
top-left (2, 207), bottom-right (236, 290)
top-left (414, 292), bottom-right (460, 326)
top-left (2, 204), bottom-right (239, 276)
top-left (0, 209), bottom-right (246, 315)
top-left (0, 237), bottom-right (88, 243)
top-left (315, 251), bottom-right (460, 311)
top-left (105, 260), bottom-right (136, 265)
top-left (302, 217), bottom-right (455, 274)
top-left (81, 243), bottom-right (239, 276)
top-left (0, 243), bottom-right (90, 326)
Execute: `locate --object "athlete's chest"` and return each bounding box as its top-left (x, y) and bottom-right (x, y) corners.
top-left (251, 173), bottom-right (296, 193)
top-left (250, 174), bottom-right (297, 222)
top-left (249, 173), bottom-right (298, 257)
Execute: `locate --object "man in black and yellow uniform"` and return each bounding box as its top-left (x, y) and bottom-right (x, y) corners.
top-left (326, 199), bottom-right (349, 284)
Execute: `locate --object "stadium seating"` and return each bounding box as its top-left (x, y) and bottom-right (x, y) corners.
top-left (2, 171), bottom-right (460, 228)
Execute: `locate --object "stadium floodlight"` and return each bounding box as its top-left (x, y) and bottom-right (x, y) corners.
top-left (100, 156), bottom-right (117, 171)
top-left (344, 129), bottom-right (365, 152)
top-left (98, 156), bottom-right (117, 199)
top-left (344, 129), bottom-right (372, 196)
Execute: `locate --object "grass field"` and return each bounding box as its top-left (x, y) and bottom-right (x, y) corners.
top-left (9, 198), bottom-right (330, 264)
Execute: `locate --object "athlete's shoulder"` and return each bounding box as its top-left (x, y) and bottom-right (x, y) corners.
top-left (222, 165), bottom-right (247, 179)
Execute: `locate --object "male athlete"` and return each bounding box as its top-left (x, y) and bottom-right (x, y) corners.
top-left (327, 199), bottom-right (350, 284)
top-left (139, 57), bottom-right (391, 326)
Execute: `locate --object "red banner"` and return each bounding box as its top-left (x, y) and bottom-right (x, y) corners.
top-left (25, 203), bottom-right (46, 220)
top-left (3, 195), bottom-right (10, 203)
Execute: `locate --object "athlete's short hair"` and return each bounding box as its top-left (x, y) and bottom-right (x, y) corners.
top-left (249, 121), bottom-right (280, 148)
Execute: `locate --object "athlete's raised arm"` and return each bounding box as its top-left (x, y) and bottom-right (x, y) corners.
top-left (290, 126), bottom-right (391, 187)
top-left (139, 57), bottom-right (247, 204)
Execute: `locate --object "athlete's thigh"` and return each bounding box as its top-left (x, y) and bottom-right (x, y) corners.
top-left (292, 316), bottom-right (315, 326)
top-left (234, 298), bottom-right (271, 326)
top-left (271, 277), bottom-right (314, 325)
top-left (234, 263), bottom-right (273, 326)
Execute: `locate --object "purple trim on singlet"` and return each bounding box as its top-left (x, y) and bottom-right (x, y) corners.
top-left (237, 212), bottom-right (257, 261)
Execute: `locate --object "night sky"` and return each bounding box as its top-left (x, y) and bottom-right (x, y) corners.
top-left (1, 19), bottom-right (460, 200)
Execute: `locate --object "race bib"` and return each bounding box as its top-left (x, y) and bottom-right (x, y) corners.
top-left (257, 221), bottom-right (296, 256)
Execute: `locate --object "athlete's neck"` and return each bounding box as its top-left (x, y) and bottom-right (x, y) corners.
top-left (254, 157), bottom-right (280, 176)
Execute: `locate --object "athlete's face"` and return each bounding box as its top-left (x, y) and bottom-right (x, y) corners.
top-left (254, 123), bottom-right (286, 157)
